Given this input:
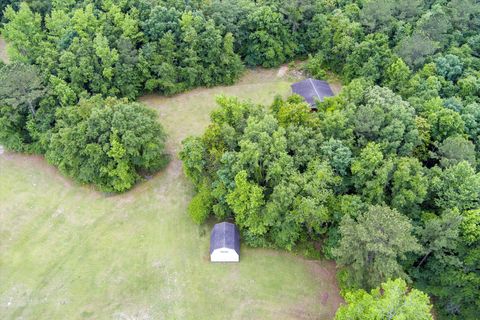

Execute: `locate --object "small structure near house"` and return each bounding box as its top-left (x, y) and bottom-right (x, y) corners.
top-left (210, 222), bottom-right (240, 262)
top-left (291, 78), bottom-right (334, 111)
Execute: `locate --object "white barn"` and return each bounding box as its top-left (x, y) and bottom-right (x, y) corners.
top-left (210, 222), bottom-right (240, 262)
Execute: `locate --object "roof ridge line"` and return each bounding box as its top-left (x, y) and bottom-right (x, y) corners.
top-left (308, 78), bottom-right (321, 101)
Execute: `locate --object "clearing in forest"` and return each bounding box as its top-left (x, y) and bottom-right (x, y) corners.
top-left (0, 68), bottom-right (342, 319)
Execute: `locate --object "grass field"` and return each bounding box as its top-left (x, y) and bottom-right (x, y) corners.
top-left (0, 65), bottom-right (342, 319)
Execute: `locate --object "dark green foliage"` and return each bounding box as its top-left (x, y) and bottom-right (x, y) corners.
top-left (436, 54), bottom-right (464, 82)
top-left (343, 33), bottom-right (394, 83)
top-left (0, 63), bottom-right (44, 117)
top-left (413, 209), bottom-right (480, 319)
top-left (350, 86), bottom-right (419, 155)
top-left (333, 205), bottom-right (421, 289)
top-left (2, 1), bottom-right (244, 100)
top-left (436, 135), bottom-right (476, 168)
top-left (46, 97), bottom-right (168, 192)
top-left (2, 0), bottom-right (480, 318)
top-left (0, 62), bottom-right (45, 151)
top-left (180, 96), bottom-right (339, 250)
top-left (242, 5), bottom-right (296, 67)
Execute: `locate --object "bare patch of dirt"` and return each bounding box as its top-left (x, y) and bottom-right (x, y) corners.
top-left (307, 260), bottom-right (344, 307)
top-left (277, 66), bottom-right (289, 77)
top-left (287, 259), bottom-right (344, 319)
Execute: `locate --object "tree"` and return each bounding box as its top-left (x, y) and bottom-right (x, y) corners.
top-left (359, 0), bottom-right (394, 33)
top-left (46, 97), bottom-right (168, 192)
top-left (334, 205), bottom-right (421, 289)
top-left (179, 136), bottom-right (207, 187)
top-left (415, 210), bottom-right (462, 268)
top-left (0, 62), bottom-right (46, 151)
top-left (2, 2), bottom-right (44, 63)
top-left (188, 181), bottom-right (213, 224)
top-left (217, 32), bottom-right (244, 85)
top-left (435, 54), bottom-right (464, 82)
top-left (436, 135), bottom-right (476, 168)
top-left (430, 161), bottom-right (480, 211)
top-left (416, 6), bottom-right (451, 44)
top-left (461, 103), bottom-right (480, 146)
top-left (226, 170), bottom-right (267, 240)
top-left (351, 143), bottom-right (393, 204)
top-left (343, 33), bottom-right (394, 83)
top-left (414, 208), bottom-right (480, 320)
top-left (303, 53), bottom-right (327, 79)
top-left (395, 32), bottom-right (439, 69)
top-left (0, 62), bottom-right (45, 117)
top-left (242, 5), bottom-right (296, 67)
top-left (427, 107), bottom-right (465, 143)
top-left (335, 278), bottom-right (433, 320)
top-left (384, 58), bottom-right (412, 93)
top-left (351, 86), bottom-right (419, 156)
top-left (390, 157), bottom-right (428, 215)
top-left (320, 138), bottom-right (352, 176)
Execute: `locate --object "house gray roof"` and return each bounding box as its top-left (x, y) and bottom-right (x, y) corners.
top-left (291, 78), bottom-right (334, 107)
top-left (210, 222), bottom-right (240, 254)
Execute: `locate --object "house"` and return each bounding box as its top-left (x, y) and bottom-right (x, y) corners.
top-left (210, 222), bottom-right (240, 262)
top-left (291, 78), bottom-right (334, 111)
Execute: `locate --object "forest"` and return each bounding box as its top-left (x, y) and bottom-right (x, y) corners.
top-left (0, 0), bottom-right (479, 319)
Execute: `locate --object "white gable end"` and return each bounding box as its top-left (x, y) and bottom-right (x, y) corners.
top-left (210, 247), bottom-right (239, 262)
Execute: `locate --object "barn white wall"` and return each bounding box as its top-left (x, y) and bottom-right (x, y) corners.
top-left (210, 247), bottom-right (239, 262)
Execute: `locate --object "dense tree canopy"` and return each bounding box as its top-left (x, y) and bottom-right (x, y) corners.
top-left (2, 0), bottom-right (480, 319)
top-left (335, 278), bottom-right (433, 320)
top-left (333, 205), bottom-right (420, 289)
top-left (45, 97), bottom-right (168, 192)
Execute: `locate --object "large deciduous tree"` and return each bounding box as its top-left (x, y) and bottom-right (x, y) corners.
top-left (335, 278), bottom-right (433, 320)
top-left (46, 97), bottom-right (168, 192)
top-left (0, 62), bottom-right (45, 117)
top-left (334, 205), bottom-right (421, 289)
top-left (0, 62), bottom-right (46, 151)
top-left (351, 86), bottom-right (419, 155)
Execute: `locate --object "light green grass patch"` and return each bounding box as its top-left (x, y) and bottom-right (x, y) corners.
top-left (0, 68), bottom-right (342, 319)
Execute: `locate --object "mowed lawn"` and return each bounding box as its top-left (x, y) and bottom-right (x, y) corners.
top-left (0, 68), bottom-right (342, 319)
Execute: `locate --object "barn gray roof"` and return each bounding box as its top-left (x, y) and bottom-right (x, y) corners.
top-left (210, 222), bottom-right (240, 254)
top-left (291, 78), bottom-right (334, 107)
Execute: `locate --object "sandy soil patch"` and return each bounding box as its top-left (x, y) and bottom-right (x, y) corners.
top-left (277, 66), bottom-right (289, 77)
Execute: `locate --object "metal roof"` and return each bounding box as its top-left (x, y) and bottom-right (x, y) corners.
top-left (210, 222), bottom-right (240, 254)
top-left (291, 78), bottom-right (334, 107)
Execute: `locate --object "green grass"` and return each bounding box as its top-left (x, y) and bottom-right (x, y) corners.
top-left (0, 68), bottom-right (342, 319)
